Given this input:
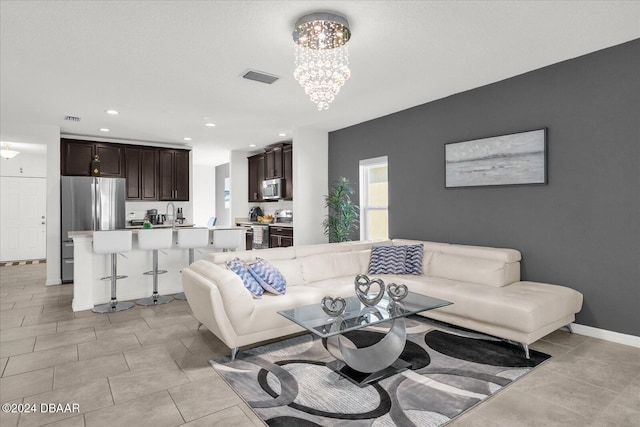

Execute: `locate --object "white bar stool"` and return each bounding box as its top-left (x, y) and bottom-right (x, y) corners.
top-left (212, 229), bottom-right (245, 252)
top-left (174, 227), bottom-right (210, 301)
top-left (92, 230), bottom-right (134, 313)
top-left (136, 228), bottom-right (174, 306)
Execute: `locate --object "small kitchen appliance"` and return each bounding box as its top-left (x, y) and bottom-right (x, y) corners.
top-left (249, 206), bottom-right (264, 221)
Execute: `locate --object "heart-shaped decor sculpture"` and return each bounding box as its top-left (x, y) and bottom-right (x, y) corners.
top-left (321, 296), bottom-right (346, 317)
top-left (387, 283), bottom-right (409, 301)
top-left (354, 274), bottom-right (386, 307)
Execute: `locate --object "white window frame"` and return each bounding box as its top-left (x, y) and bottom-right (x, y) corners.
top-left (359, 156), bottom-right (389, 241)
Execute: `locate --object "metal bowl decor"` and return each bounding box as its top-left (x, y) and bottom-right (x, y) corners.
top-left (386, 283), bottom-right (409, 302)
top-left (354, 274), bottom-right (386, 307)
top-left (320, 295), bottom-right (346, 317)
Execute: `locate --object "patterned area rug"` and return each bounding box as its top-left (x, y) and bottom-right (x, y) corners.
top-left (211, 317), bottom-right (550, 426)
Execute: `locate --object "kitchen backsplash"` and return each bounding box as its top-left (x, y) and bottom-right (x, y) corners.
top-left (253, 200), bottom-right (293, 216)
top-left (126, 200), bottom-right (193, 224)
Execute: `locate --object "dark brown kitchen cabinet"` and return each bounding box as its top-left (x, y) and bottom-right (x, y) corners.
top-left (248, 153), bottom-right (265, 202)
top-left (283, 144), bottom-right (293, 200)
top-left (61, 139), bottom-right (124, 177)
top-left (269, 226), bottom-right (293, 248)
top-left (159, 149), bottom-right (189, 201)
top-left (264, 145), bottom-right (284, 179)
top-left (125, 147), bottom-right (159, 200)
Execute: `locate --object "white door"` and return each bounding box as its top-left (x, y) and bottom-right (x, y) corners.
top-left (0, 177), bottom-right (47, 261)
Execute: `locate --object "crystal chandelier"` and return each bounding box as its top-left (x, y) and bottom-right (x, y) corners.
top-left (292, 12), bottom-right (351, 110)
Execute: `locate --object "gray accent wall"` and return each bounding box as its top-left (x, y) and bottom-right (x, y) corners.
top-left (328, 40), bottom-right (640, 336)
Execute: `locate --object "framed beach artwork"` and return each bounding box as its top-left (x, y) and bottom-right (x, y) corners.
top-left (445, 128), bottom-right (547, 188)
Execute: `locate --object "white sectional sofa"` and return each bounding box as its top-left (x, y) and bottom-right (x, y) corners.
top-left (182, 239), bottom-right (583, 359)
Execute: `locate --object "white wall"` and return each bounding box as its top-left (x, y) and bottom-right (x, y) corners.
top-left (0, 152), bottom-right (47, 178)
top-left (1, 122), bottom-right (61, 285)
top-left (229, 150), bottom-right (249, 224)
top-left (292, 128), bottom-right (328, 245)
top-left (192, 163), bottom-right (216, 227)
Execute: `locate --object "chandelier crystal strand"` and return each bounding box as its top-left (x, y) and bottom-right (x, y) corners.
top-left (292, 12), bottom-right (351, 110)
top-left (294, 44), bottom-right (350, 110)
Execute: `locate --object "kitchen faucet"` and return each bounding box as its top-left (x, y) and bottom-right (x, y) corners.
top-left (166, 202), bottom-right (176, 228)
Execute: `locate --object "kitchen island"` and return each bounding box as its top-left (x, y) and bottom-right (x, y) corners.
top-left (69, 226), bottom-right (245, 312)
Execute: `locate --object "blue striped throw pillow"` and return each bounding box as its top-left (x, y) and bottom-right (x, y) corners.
top-left (248, 258), bottom-right (286, 295)
top-left (368, 244), bottom-right (424, 275)
top-left (225, 258), bottom-right (264, 298)
top-left (369, 245), bottom-right (407, 274)
top-left (404, 244), bottom-right (424, 275)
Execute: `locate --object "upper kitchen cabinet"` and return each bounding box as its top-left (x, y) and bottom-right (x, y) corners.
top-left (248, 153), bottom-right (265, 202)
top-left (283, 144), bottom-right (293, 200)
top-left (61, 139), bottom-right (124, 177)
top-left (247, 142), bottom-right (293, 202)
top-left (159, 149), bottom-right (190, 201)
top-left (264, 144), bottom-right (284, 179)
top-left (125, 147), bottom-right (159, 200)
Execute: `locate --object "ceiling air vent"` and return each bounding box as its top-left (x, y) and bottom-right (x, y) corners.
top-left (64, 115), bottom-right (81, 122)
top-left (242, 70), bottom-right (279, 85)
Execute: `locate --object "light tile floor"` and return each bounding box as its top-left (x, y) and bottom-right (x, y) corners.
top-left (1, 263), bottom-right (638, 426)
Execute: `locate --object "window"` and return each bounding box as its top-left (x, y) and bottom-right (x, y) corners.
top-left (359, 156), bottom-right (388, 240)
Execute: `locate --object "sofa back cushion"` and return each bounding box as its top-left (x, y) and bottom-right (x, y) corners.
top-left (206, 247), bottom-right (296, 265)
top-left (267, 258), bottom-right (306, 286)
top-left (301, 251), bottom-right (363, 284)
top-left (294, 243), bottom-right (351, 258)
top-left (430, 253), bottom-right (519, 287)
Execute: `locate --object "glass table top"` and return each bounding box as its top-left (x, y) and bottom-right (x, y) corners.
top-left (278, 292), bottom-right (452, 339)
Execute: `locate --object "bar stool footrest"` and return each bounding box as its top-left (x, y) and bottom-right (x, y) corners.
top-left (100, 275), bottom-right (128, 281)
top-left (143, 270), bottom-right (168, 275)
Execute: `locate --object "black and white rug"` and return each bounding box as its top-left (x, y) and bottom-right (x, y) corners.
top-left (210, 317), bottom-right (550, 426)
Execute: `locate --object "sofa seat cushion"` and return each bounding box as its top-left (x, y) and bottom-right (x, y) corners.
top-left (414, 280), bottom-right (583, 334)
top-left (235, 286), bottom-right (327, 335)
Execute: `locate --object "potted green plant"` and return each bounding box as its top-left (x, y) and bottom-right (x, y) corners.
top-left (323, 177), bottom-right (360, 242)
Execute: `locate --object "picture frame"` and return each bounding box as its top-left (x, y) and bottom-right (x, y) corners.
top-left (445, 128), bottom-right (547, 188)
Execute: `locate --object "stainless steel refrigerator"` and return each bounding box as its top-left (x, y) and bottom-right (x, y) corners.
top-left (61, 176), bottom-right (126, 282)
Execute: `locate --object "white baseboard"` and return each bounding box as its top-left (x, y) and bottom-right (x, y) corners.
top-left (46, 279), bottom-right (62, 286)
top-left (571, 323), bottom-right (640, 348)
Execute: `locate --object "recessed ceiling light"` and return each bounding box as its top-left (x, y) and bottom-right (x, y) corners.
top-left (99, 128), bottom-right (110, 132)
top-left (183, 137), bottom-right (192, 141)
top-left (105, 110), bottom-right (119, 115)
top-left (205, 123), bottom-right (216, 127)
top-left (249, 144), bottom-right (257, 148)
top-left (278, 133), bottom-right (286, 137)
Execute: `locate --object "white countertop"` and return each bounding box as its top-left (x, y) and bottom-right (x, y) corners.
top-left (68, 225), bottom-right (245, 239)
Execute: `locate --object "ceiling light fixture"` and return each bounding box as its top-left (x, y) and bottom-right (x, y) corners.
top-left (105, 110), bottom-right (119, 115)
top-left (249, 144), bottom-right (257, 148)
top-left (278, 133), bottom-right (286, 137)
top-left (205, 123), bottom-right (216, 127)
top-left (292, 12), bottom-right (351, 110)
top-left (99, 128), bottom-right (110, 132)
top-left (183, 137), bottom-right (192, 141)
top-left (0, 143), bottom-right (20, 160)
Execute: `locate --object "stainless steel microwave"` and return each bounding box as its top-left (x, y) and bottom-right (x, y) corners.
top-left (262, 178), bottom-right (284, 200)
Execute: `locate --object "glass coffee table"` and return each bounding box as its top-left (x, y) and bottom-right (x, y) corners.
top-left (279, 291), bottom-right (452, 386)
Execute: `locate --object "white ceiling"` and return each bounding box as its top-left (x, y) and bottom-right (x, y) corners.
top-left (1, 1), bottom-right (638, 166)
